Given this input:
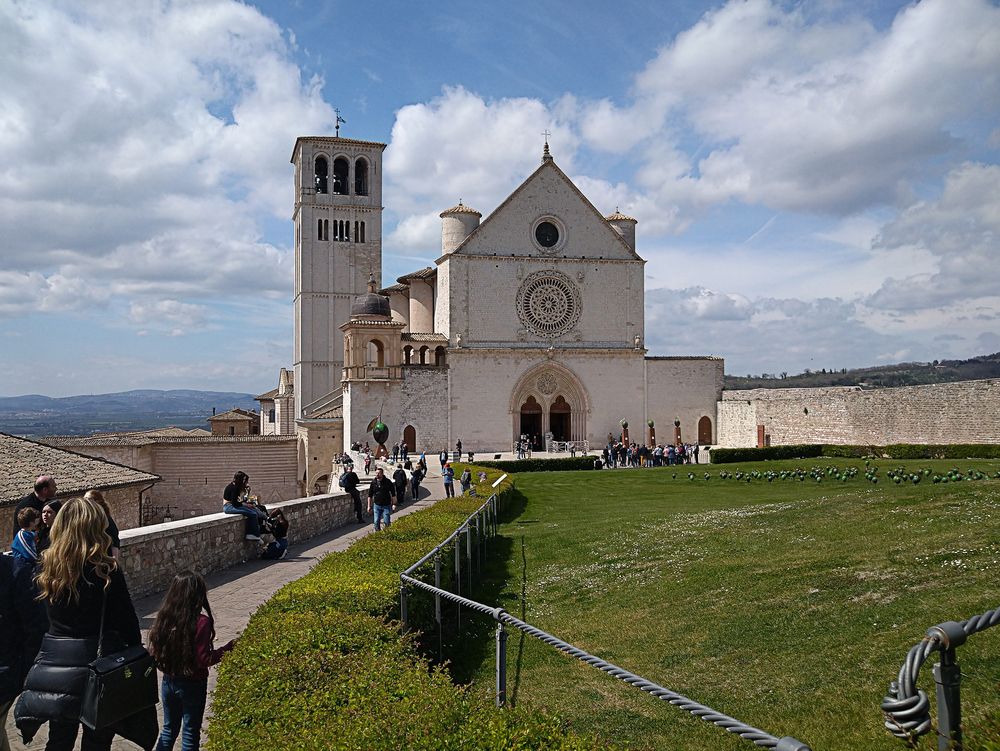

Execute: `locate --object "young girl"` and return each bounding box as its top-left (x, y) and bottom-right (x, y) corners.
top-left (149, 572), bottom-right (235, 751)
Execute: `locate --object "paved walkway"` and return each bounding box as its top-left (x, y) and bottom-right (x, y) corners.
top-left (6, 463), bottom-right (447, 750)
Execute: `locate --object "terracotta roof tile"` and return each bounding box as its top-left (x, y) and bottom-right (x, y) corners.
top-left (0, 432), bottom-right (160, 506)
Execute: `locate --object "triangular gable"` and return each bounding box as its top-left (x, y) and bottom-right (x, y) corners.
top-left (446, 159), bottom-right (640, 262)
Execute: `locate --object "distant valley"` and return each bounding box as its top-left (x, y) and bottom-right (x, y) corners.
top-left (0, 389), bottom-right (258, 437)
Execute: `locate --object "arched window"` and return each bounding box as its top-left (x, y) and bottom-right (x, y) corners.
top-left (403, 345), bottom-right (413, 365)
top-left (355, 157), bottom-right (369, 195)
top-left (434, 346), bottom-right (446, 366)
top-left (360, 221), bottom-right (366, 243)
top-left (419, 346), bottom-right (429, 365)
top-left (317, 218), bottom-right (322, 239)
top-left (268, 408), bottom-right (276, 423)
top-left (323, 219), bottom-right (329, 240)
top-left (333, 157), bottom-right (349, 194)
top-left (314, 156), bottom-right (328, 194)
top-left (367, 339), bottom-right (385, 367)
top-left (354, 221), bottom-right (359, 242)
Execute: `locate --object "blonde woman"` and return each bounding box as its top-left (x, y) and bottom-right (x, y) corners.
top-left (14, 497), bottom-right (154, 750)
top-left (83, 489), bottom-right (121, 559)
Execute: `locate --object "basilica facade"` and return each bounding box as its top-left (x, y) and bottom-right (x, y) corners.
top-left (288, 135), bottom-right (722, 492)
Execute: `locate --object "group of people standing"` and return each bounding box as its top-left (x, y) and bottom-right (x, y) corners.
top-left (3, 475), bottom-right (233, 750)
top-left (600, 441), bottom-right (701, 468)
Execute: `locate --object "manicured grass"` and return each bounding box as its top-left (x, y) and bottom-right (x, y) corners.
top-left (459, 459), bottom-right (1000, 751)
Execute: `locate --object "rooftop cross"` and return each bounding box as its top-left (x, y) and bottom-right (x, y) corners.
top-left (541, 129), bottom-right (552, 162)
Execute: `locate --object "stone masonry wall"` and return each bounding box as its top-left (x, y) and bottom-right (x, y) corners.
top-left (119, 489), bottom-right (355, 599)
top-left (717, 379), bottom-right (1000, 447)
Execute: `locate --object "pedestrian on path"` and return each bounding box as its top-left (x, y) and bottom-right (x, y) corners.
top-left (367, 468), bottom-right (396, 531)
top-left (459, 467), bottom-right (472, 495)
top-left (16, 497), bottom-right (155, 751)
top-left (392, 466), bottom-right (407, 507)
top-left (442, 463), bottom-right (455, 498)
top-left (149, 571), bottom-right (235, 751)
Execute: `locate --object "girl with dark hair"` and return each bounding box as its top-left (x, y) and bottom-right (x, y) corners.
top-left (34, 499), bottom-right (62, 557)
top-left (221, 471), bottom-right (261, 541)
top-left (149, 571), bottom-right (234, 751)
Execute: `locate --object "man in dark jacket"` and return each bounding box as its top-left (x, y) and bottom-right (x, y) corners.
top-left (0, 554), bottom-right (47, 748)
top-left (340, 465), bottom-right (363, 523)
top-left (12, 476), bottom-right (56, 539)
top-left (367, 468), bottom-right (396, 532)
top-left (392, 466), bottom-right (407, 507)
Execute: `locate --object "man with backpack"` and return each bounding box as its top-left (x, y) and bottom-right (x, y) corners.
top-left (339, 464), bottom-right (363, 523)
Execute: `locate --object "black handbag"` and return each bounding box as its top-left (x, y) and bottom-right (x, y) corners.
top-left (79, 587), bottom-right (158, 730)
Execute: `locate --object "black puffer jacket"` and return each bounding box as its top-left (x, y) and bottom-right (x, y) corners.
top-left (0, 555), bottom-right (47, 704)
top-left (14, 565), bottom-right (157, 749)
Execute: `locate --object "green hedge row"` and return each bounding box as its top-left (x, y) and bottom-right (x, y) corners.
top-left (711, 443), bottom-right (1000, 463)
top-left (207, 468), bottom-right (599, 751)
top-left (475, 456), bottom-right (597, 473)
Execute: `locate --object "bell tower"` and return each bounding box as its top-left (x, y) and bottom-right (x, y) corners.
top-left (291, 135), bottom-right (386, 419)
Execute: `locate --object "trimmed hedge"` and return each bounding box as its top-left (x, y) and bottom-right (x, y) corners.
top-left (476, 456), bottom-right (597, 473)
top-left (207, 468), bottom-right (601, 751)
top-left (711, 443), bottom-right (1000, 463)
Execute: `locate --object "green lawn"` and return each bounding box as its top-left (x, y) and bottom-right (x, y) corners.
top-left (459, 459), bottom-right (1000, 751)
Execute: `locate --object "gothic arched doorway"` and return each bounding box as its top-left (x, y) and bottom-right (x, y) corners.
top-left (403, 424), bottom-right (416, 453)
top-left (549, 395), bottom-right (571, 441)
top-left (698, 415), bottom-right (713, 444)
top-left (519, 396), bottom-right (542, 448)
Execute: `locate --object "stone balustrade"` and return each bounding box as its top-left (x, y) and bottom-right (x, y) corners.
top-left (119, 490), bottom-right (356, 599)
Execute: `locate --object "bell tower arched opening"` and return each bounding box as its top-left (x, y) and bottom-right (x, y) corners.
top-left (355, 157), bottom-right (369, 196)
top-left (333, 156), bottom-right (349, 195)
top-left (314, 156), bottom-right (328, 194)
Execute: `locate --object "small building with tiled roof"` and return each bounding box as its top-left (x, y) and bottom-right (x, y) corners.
top-left (208, 407), bottom-right (260, 437)
top-left (1, 432), bottom-right (160, 531)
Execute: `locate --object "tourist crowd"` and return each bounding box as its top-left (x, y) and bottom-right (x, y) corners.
top-left (598, 441), bottom-right (701, 469)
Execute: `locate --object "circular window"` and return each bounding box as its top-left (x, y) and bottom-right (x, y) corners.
top-left (535, 221), bottom-right (559, 248)
top-left (516, 271), bottom-right (581, 338)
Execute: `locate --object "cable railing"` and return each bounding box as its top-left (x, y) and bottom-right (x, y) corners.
top-left (881, 605), bottom-right (1000, 750)
top-left (399, 482), bottom-right (812, 751)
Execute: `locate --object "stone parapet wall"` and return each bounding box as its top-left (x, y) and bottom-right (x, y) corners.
top-left (119, 490), bottom-right (355, 599)
top-left (718, 379), bottom-right (1000, 447)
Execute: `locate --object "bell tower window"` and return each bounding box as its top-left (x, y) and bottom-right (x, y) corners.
top-left (333, 157), bottom-right (349, 195)
top-left (360, 221), bottom-right (366, 243)
top-left (355, 158), bottom-right (369, 195)
top-left (314, 156), bottom-right (328, 194)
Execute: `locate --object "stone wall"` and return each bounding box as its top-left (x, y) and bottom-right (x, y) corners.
top-left (119, 490), bottom-right (355, 599)
top-left (59, 438), bottom-right (300, 523)
top-left (717, 379), bottom-right (1000, 447)
top-left (644, 357), bottom-right (724, 445)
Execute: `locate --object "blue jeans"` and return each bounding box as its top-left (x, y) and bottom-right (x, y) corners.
top-left (223, 503), bottom-right (260, 536)
top-left (373, 504), bottom-right (392, 531)
top-left (157, 675), bottom-right (207, 751)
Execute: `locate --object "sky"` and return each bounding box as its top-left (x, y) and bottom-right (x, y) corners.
top-left (1, 0), bottom-right (999, 396)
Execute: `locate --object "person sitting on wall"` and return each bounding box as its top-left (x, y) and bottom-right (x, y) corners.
top-left (222, 471), bottom-right (262, 541)
top-left (261, 509), bottom-right (289, 560)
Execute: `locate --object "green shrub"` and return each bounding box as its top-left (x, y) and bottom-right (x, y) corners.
top-left (476, 456), bottom-right (597, 473)
top-left (711, 443), bottom-right (1000, 463)
top-left (207, 468), bottom-right (601, 751)
top-left (710, 445), bottom-right (824, 463)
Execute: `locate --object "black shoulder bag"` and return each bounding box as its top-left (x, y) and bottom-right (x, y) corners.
top-left (79, 582), bottom-right (159, 730)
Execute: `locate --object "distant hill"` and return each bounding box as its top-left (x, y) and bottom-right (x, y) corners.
top-left (725, 352), bottom-right (1000, 390)
top-left (0, 389), bottom-right (258, 437)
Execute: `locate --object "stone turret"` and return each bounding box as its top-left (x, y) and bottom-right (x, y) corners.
top-left (440, 201), bottom-right (482, 254)
top-left (606, 209), bottom-right (637, 252)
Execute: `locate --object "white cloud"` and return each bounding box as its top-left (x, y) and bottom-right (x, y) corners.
top-left (0, 0), bottom-right (331, 324)
top-left (868, 162), bottom-right (1000, 312)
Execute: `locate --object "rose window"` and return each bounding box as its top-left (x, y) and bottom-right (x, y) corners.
top-left (516, 271), bottom-right (581, 338)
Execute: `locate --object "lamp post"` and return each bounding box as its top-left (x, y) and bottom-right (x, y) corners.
top-left (620, 419), bottom-right (629, 447)
top-left (674, 418), bottom-right (682, 446)
top-left (648, 419), bottom-right (655, 447)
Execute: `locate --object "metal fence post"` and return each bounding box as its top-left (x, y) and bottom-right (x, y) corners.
top-left (466, 526), bottom-right (473, 590)
top-left (400, 583), bottom-right (408, 634)
top-left (434, 554), bottom-right (442, 661)
top-left (495, 621), bottom-right (508, 707)
top-left (934, 648), bottom-right (962, 751)
top-left (454, 537), bottom-right (461, 630)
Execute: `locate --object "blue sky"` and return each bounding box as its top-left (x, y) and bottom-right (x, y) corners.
top-left (1, 0), bottom-right (999, 396)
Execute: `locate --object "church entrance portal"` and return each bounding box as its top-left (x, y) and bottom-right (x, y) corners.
top-left (519, 396), bottom-right (543, 448)
top-left (698, 416), bottom-right (713, 445)
top-left (403, 424), bottom-right (416, 453)
top-left (549, 395), bottom-right (571, 441)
